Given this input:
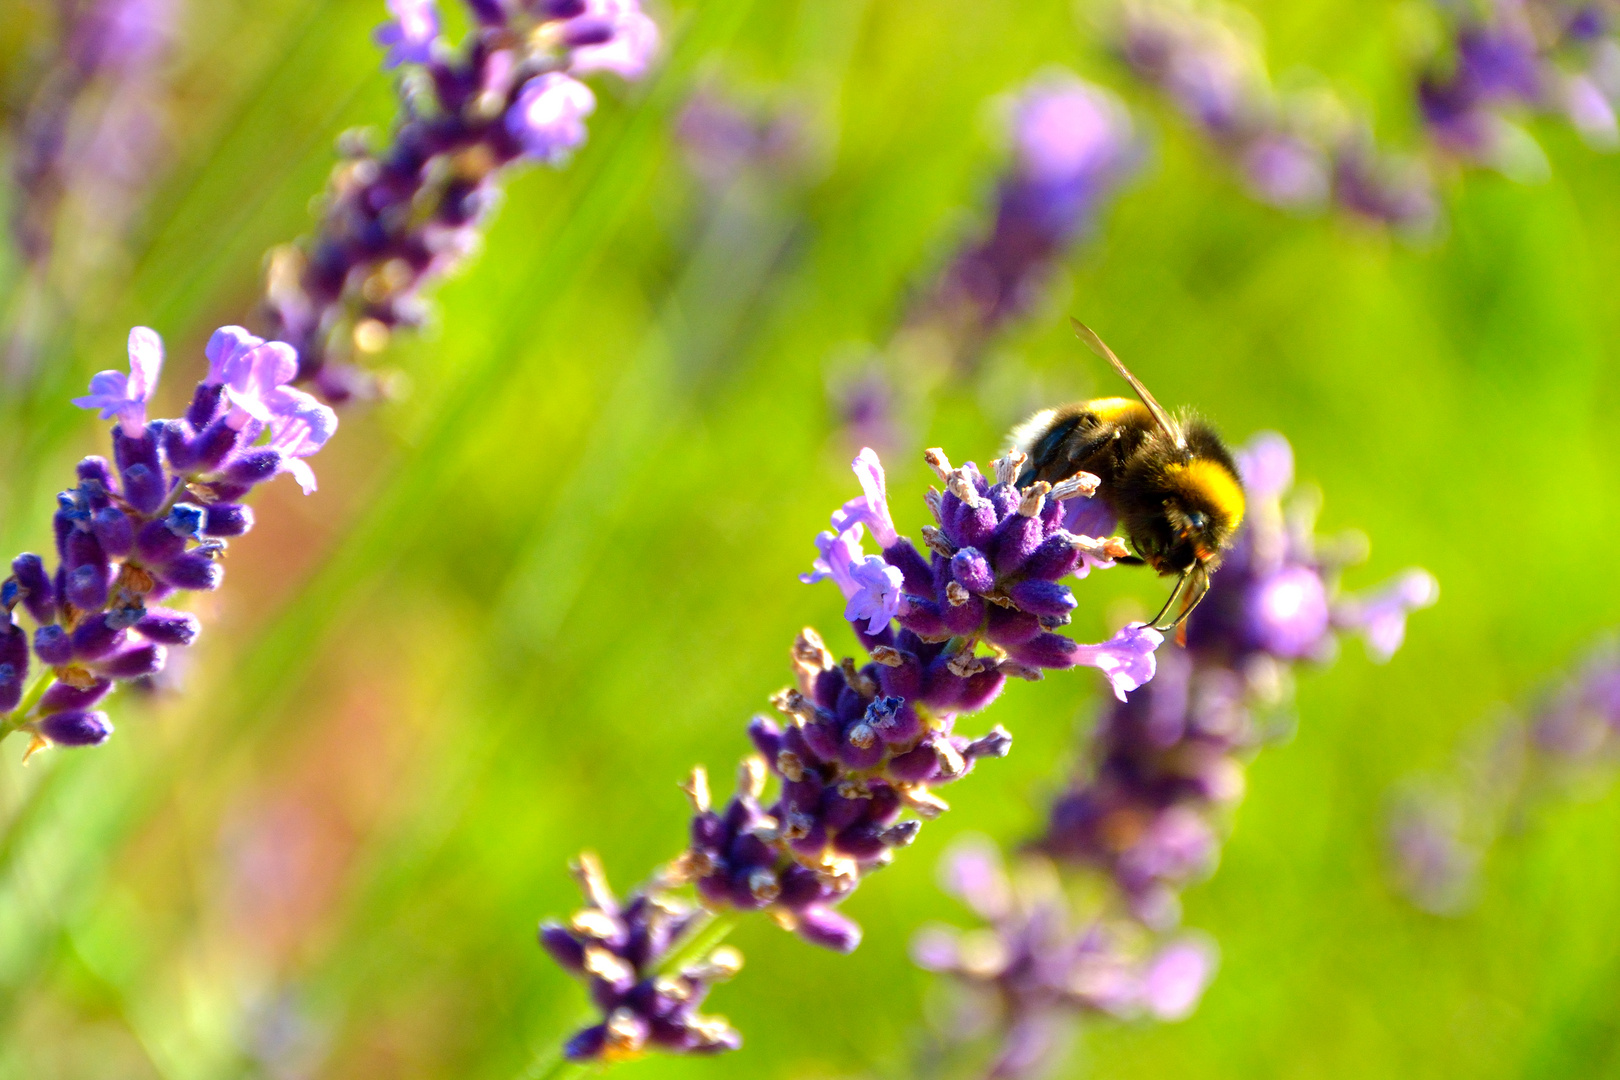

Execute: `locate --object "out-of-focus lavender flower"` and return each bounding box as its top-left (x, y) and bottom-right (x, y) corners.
top-left (1388, 636), bottom-right (1620, 915)
top-left (1420, 0), bottom-right (1620, 169)
top-left (8, 0), bottom-right (177, 286)
top-left (1040, 432), bottom-right (1436, 927)
top-left (935, 74), bottom-right (1141, 341)
top-left (913, 838), bottom-right (1216, 1079)
top-left (539, 444), bottom-right (1154, 1059)
top-left (675, 88), bottom-right (807, 190)
top-left (0, 326), bottom-right (336, 755)
top-left (263, 0), bottom-right (660, 400)
top-left (1116, 0), bottom-right (1438, 231)
top-left (540, 853), bottom-right (742, 1061)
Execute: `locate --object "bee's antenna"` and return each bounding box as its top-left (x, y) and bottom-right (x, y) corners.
top-left (1070, 317), bottom-right (1185, 449)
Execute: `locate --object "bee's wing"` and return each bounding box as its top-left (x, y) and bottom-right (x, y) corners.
top-left (1070, 318), bottom-right (1185, 449)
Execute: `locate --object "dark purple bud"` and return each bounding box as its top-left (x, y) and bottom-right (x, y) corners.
top-left (539, 923), bottom-right (587, 971)
top-left (12, 554), bottom-right (56, 624)
top-left (1007, 632), bottom-right (1079, 669)
top-left (202, 504), bottom-right (253, 537)
top-left (134, 519), bottom-right (185, 564)
top-left (91, 507), bottom-right (134, 557)
top-left (747, 716), bottom-right (782, 762)
top-left (881, 541), bottom-right (934, 597)
top-left (1023, 533), bottom-right (1081, 581)
top-left (38, 710), bottom-right (113, 747)
top-left (95, 642), bottom-right (165, 680)
top-left (888, 744), bottom-right (939, 782)
top-left (189, 418), bottom-right (240, 473)
top-left (121, 463), bottom-right (167, 515)
top-left (832, 822), bottom-right (888, 860)
top-left (225, 449), bottom-right (281, 487)
top-left (186, 382), bottom-right (225, 429)
top-left (34, 625), bottom-right (72, 665)
top-left (951, 548), bottom-right (996, 594)
top-left (65, 562), bottom-right (111, 611)
top-left (989, 513), bottom-right (1043, 575)
top-left (539, 0), bottom-right (588, 17)
top-left (77, 456), bottom-right (115, 493)
top-left (1008, 579), bottom-right (1077, 618)
top-left (941, 594), bottom-right (985, 636)
top-left (883, 820), bottom-right (922, 848)
top-left (794, 906), bottom-right (862, 953)
top-left (985, 604), bottom-right (1042, 647)
top-left (71, 614), bottom-right (126, 660)
top-left (563, 1024), bottom-right (608, 1062)
top-left (959, 670), bottom-right (1008, 712)
top-left (0, 622), bottom-right (28, 711)
top-left (136, 608), bottom-right (199, 646)
top-left (560, 15), bottom-right (615, 45)
top-left (159, 554), bottom-right (224, 592)
top-left (39, 677), bottom-right (111, 713)
top-left (161, 422), bottom-right (199, 471)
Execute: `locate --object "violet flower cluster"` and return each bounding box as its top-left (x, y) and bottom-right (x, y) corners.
top-left (1116, 0), bottom-right (1439, 231)
top-left (912, 433), bottom-right (1434, 1080)
top-left (930, 73), bottom-right (1141, 347)
top-left (1040, 432), bottom-right (1438, 928)
top-left (0, 326), bottom-right (336, 752)
top-left (540, 446), bottom-right (1164, 1062)
top-left (9, 0), bottom-right (176, 269)
top-left (1419, 0), bottom-right (1620, 172)
top-left (1388, 636), bottom-right (1620, 916)
top-left (913, 838), bottom-right (1216, 1080)
top-left (263, 0), bottom-right (658, 400)
top-left (539, 852), bottom-right (744, 1060)
top-left (835, 72), bottom-right (1139, 451)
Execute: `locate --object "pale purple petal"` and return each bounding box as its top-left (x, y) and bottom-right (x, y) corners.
top-left (1250, 564), bottom-right (1331, 659)
top-left (223, 341), bottom-right (300, 428)
top-left (1334, 569), bottom-right (1439, 662)
top-left (938, 836), bottom-right (1011, 919)
top-left (1141, 937), bottom-right (1217, 1020)
top-left (568, 0), bottom-right (659, 79)
top-left (125, 326), bottom-right (163, 402)
top-left (507, 73), bottom-right (596, 163)
top-left (801, 526), bottom-right (863, 587)
top-left (832, 448), bottom-right (899, 548)
top-left (266, 387), bottom-right (339, 459)
top-left (1014, 76), bottom-right (1135, 185)
top-left (1071, 623), bottom-right (1163, 701)
top-left (844, 555), bottom-right (903, 635)
top-left (205, 325), bottom-right (263, 385)
top-left (375, 0), bottom-right (438, 68)
top-left (1235, 431), bottom-right (1292, 500)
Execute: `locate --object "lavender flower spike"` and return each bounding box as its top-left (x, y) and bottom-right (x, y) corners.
top-left (265, 0), bottom-right (661, 400)
top-left (1, 326), bottom-right (337, 756)
top-left (541, 853), bottom-right (742, 1061)
top-left (540, 443), bottom-right (1145, 1059)
top-left (73, 327), bottom-right (163, 438)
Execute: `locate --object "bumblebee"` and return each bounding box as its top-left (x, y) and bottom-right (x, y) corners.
top-left (1008, 319), bottom-right (1245, 630)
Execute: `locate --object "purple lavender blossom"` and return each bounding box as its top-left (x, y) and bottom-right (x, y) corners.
top-left (540, 443), bottom-right (1154, 1058)
top-left (1040, 432), bottom-right (1436, 927)
top-left (1419, 1), bottom-right (1620, 166)
top-left (9, 0), bottom-right (176, 269)
top-left (0, 326), bottom-right (336, 755)
top-left (266, 0), bottom-right (660, 399)
top-left (375, 0), bottom-right (439, 68)
top-left (1389, 637), bottom-right (1620, 915)
top-left (1117, 0), bottom-right (1437, 231)
top-left (913, 838), bottom-right (1216, 1079)
top-left (935, 75), bottom-right (1140, 340)
top-left (540, 853), bottom-right (742, 1061)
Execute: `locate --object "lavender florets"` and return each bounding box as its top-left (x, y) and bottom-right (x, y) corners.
top-left (539, 446), bottom-right (1163, 1060)
top-left (265, 0), bottom-right (660, 400)
top-left (0, 325), bottom-right (337, 754)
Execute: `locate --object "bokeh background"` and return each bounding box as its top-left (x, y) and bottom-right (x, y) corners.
top-left (2, 0), bottom-right (1619, 1077)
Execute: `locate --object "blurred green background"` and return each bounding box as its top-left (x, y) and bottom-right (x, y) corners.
top-left (1, 0), bottom-right (1619, 1077)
